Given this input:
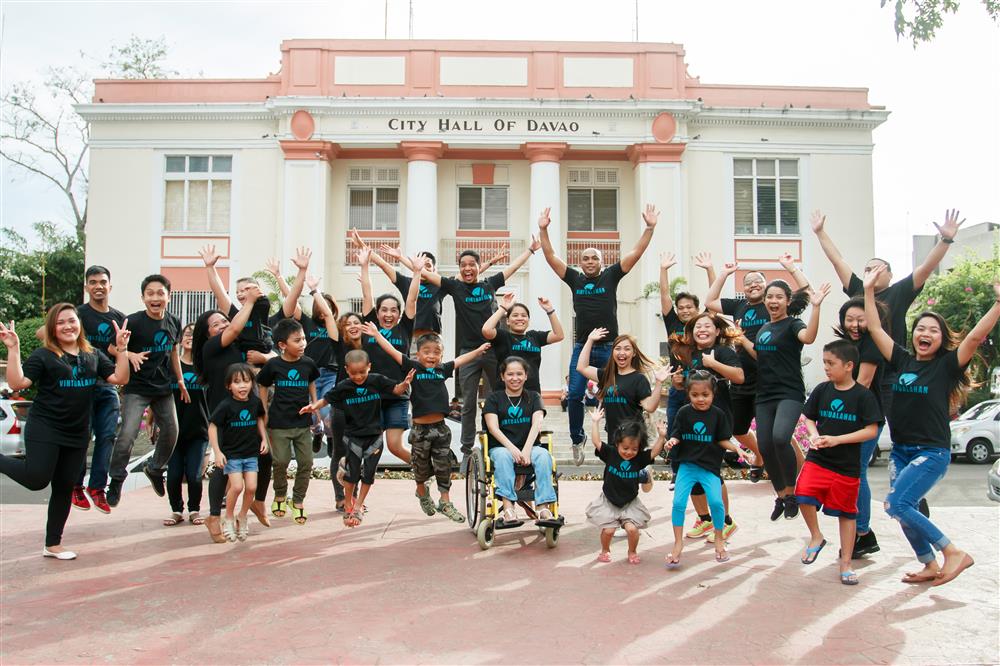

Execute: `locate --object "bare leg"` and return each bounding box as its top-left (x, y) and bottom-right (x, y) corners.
top-left (799, 504), bottom-right (825, 557)
top-left (838, 516), bottom-right (857, 574)
top-left (623, 521), bottom-right (640, 559)
top-left (736, 432), bottom-right (762, 466)
top-left (599, 527), bottom-right (614, 557)
top-left (239, 472), bottom-right (257, 523)
top-left (667, 525), bottom-right (684, 564)
top-left (691, 493), bottom-right (709, 517)
top-left (385, 429), bottom-right (410, 464)
top-left (224, 473), bottom-right (244, 523)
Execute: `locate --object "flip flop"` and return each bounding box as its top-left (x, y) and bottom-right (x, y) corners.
top-left (840, 570), bottom-right (860, 586)
top-left (715, 550), bottom-right (731, 563)
top-left (801, 539), bottom-right (827, 565)
top-left (188, 512), bottom-right (205, 525)
top-left (901, 571), bottom-right (940, 584)
top-left (932, 553), bottom-right (974, 587)
top-left (163, 513), bottom-right (183, 526)
top-left (665, 554), bottom-right (682, 569)
top-left (627, 553), bottom-right (641, 565)
top-left (597, 552), bottom-right (612, 563)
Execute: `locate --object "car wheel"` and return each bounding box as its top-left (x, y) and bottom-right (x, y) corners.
top-left (965, 438), bottom-right (994, 465)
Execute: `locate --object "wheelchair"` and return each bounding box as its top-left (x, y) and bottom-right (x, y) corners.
top-left (464, 430), bottom-right (565, 550)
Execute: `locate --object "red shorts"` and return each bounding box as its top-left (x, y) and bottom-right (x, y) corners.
top-left (794, 461), bottom-right (860, 518)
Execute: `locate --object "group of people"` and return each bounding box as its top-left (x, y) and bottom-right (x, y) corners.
top-left (1, 205), bottom-right (995, 589)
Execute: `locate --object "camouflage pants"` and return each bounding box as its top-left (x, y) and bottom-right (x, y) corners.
top-left (409, 421), bottom-right (452, 491)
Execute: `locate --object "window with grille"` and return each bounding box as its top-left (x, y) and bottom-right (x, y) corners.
top-left (458, 186), bottom-right (508, 231)
top-left (163, 155), bottom-right (232, 233)
top-left (733, 158), bottom-right (799, 235)
top-left (347, 166), bottom-right (400, 231)
top-left (567, 189), bottom-right (618, 232)
top-left (166, 290), bottom-right (217, 327)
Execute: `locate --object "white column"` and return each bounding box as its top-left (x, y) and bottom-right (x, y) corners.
top-left (400, 142), bottom-right (444, 258)
top-left (281, 158), bottom-right (331, 288)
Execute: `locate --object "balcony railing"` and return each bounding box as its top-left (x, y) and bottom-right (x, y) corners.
top-left (344, 235), bottom-right (401, 266)
top-left (566, 239), bottom-right (621, 266)
top-left (439, 237), bottom-right (526, 267)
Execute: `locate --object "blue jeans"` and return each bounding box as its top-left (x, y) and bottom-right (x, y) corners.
top-left (567, 342), bottom-right (612, 445)
top-left (489, 445), bottom-right (557, 505)
top-left (78, 385), bottom-right (120, 489)
top-left (672, 463), bottom-right (725, 529)
top-left (314, 369), bottom-right (338, 437)
top-left (856, 424), bottom-right (883, 534)
top-left (886, 444), bottom-right (951, 563)
top-left (167, 437), bottom-right (208, 513)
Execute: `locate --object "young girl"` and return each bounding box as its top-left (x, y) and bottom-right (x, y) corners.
top-left (208, 363), bottom-right (270, 542)
top-left (0, 307), bottom-right (130, 560)
top-left (865, 266), bottom-right (999, 586)
top-left (586, 408), bottom-right (666, 564)
top-left (482, 291), bottom-right (565, 393)
top-left (665, 371), bottom-right (748, 566)
top-left (577, 328), bottom-right (671, 441)
top-left (752, 278), bottom-right (830, 521)
top-left (164, 323), bottom-right (209, 527)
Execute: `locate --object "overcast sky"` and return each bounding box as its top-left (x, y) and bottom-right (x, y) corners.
top-left (1, 0), bottom-right (998, 273)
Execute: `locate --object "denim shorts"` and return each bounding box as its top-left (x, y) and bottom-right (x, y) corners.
top-left (224, 456), bottom-right (259, 475)
top-left (381, 399), bottom-right (411, 431)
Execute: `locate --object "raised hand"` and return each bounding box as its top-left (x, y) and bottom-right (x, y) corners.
top-left (588, 327), bottom-right (609, 342)
top-left (264, 257), bottom-right (281, 278)
top-left (660, 252), bottom-right (677, 271)
top-left (402, 368), bottom-right (416, 386)
top-left (482, 249), bottom-right (509, 267)
top-left (722, 261), bottom-right (739, 276)
top-left (198, 244), bottom-right (221, 267)
top-left (305, 274), bottom-right (321, 292)
top-left (537, 207), bottom-right (551, 230)
top-left (642, 204), bottom-right (659, 228)
top-left (361, 321), bottom-right (381, 338)
top-left (537, 296), bottom-right (553, 311)
top-left (500, 291), bottom-right (516, 310)
top-left (994, 282), bottom-right (1000, 300)
top-left (653, 364), bottom-right (675, 383)
top-left (655, 419), bottom-right (667, 438)
top-left (378, 243), bottom-right (402, 260)
top-left (693, 251), bottom-right (713, 270)
top-left (863, 264), bottom-right (885, 290)
top-left (409, 254), bottom-right (426, 275)
top-left (0, 321), bottom-right (20, 349)
top-left (777, 252), bottom-right (796, 271)
top-left (809, 210), bottom-right (825, 234)
top-left (933, 208), bottom-right (965, 241)
top-left (291, 246), bottom-right (312, 270)
top-left (809, 282), bottom-right (832, 306)
top-left (112, 319), bottom-right (131, 351)
top-left (242, 284), bottom-right (263, 303)
top-left (350, 229), bottom-right (369, 249)
top-left (590, 406), bottom-right (605, 423)
top-left (528, 234), bottom-right (541, 253)
top-left (356, 247), bottom-right (371, 265)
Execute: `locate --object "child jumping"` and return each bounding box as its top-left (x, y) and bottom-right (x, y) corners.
top-left (796, 339), bottom-right (881, 585)
top-left (301, 349), bottom-right (412, 527)
top-left (665, 370), bottom-right (747, 566)
top-left (586, 408), bottom-right (666, 564)
top-left (208, 363), bottom-right (270, 542)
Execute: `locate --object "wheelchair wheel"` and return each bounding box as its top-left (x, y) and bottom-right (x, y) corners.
top-left (465, 447), bottom-right (486, 530)
top-left (477, 519), bottom-right (495, 550)
top-left (545, 527), bottom-right (559, 549)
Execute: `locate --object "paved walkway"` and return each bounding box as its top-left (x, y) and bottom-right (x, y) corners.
top-left (1, 479), bottom-right (996, 665)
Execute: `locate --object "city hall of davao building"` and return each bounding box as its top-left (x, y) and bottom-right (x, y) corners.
top-left (78, 39), bottom-right (888, 395)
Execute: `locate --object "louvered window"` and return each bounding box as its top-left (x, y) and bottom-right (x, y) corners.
top-left (734, 158), bottom-right (799, 235)
top-left (568, 189), bottom-right (618, 232)
top-left (458, 186), bottom-right (508, 231)
top-left (347, 165), bottom-right (400, 231)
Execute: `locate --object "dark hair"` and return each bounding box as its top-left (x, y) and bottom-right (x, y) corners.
top-left (910, 311), bottom-right (977, 411)
top-left (273, 318), bottom-right (304, 347)
top-left (499, 355), bottom-right (530, 379)
top-left (344, 349), bottom-right (370, 366)
top-left (375, 293), bottom-right (401, 313)
top-left (612, 418), bottom-right (650, 451)
top-left (141, 274), bottom-right (171, 294)
top-left (685, 369), bottom-right (717, 392)
top-left (458, 249), bottom-right (481, 264)
top-left (312, 293), bottom-right (339, 328)
top-left (834, 297), bottom-right (890, 341)
top-left (508, 302), bottom-right (531, 318)
top-left (416, 333), bottom-right (443, 350)
top-left (85, 265), bottom-right (111, 281)
top-left (182, 322), bottom-right (195, 336)
top-left (420, 251), bottom-right (437, 267)
top-left (224, 362), bottom-right (256, 389)
top-left (823, 339), bottom-right (859, 366)
top-left (764, 280), bottom-right (809, 316)
top-left (674, 292), bottom-right (701, 309)
top-left (869, 257), bottom-right (893, 274)
top-left (191, 309), bottom-right (227, 380)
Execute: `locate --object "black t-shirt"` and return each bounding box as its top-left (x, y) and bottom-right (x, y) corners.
top-left (227, 297), bottom-right (274, 354)
top-left (662, 310), bottom-right (688, 368)
top-left (22, 348), bottom-right (115, 448)
top-left (209, 394), bottom-right (265, 459)
top-left (491, 329), bottom-right (551, 393)
top-left (687, 345), bottom-right (741, 416)
top-left (669, 404), bottom-right (733, 476)
top-left (173, 360), bottom-right (209, 442)
top-left (854, 334), bottom-right (886, 417)
top-left (395, 274), bottom-right (444, 333)
top-left (402, 357), bottom-right (454, 418)
top-left (256, 355), bottom-right (320, 429)
top-left (562, 263), bottom-right (627, 343)
top-left (755, 316), bottom-right (807, 403)
top-left (887, 346), bottom-right (965, 447)
top-left (329, 338), bottom-right (361, 385)
top-left (76, 303), bottom-right (126, 355)
top-left (845, 274), bottom-right (921, 347)
top-left (363, 311), bottom-right (413, 400)
top-left (802, 381), bottom-right (882, 478)
top-left (324, 374), bottom-right (398, 438)
top-left (600, 371), bottom-right (652, 440)
top-left (481, 389), bottom-right (545, 451)
top-left (597, 445), bottom-right (653, 508)
top-left (298, 317), bottom-right (336, 371)
top-left (721, 298), bottom-right (768, 391)
top-left (440, 273), bottom-right (505, 350)
top-left (200, 334), bottom-right (245, 412)
top-left (124, 311), bottom-right (181, 396)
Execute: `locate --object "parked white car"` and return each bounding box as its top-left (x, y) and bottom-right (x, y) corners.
top-left (0, 398), bottom-right (31, 458)
top-left (987, 458), bottom-right (1000, 503)
top-left (950, 400), bottom-right (1000, 464)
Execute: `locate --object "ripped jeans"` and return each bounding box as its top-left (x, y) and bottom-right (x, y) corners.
top-left (886, 444), bottom-right (951, 563)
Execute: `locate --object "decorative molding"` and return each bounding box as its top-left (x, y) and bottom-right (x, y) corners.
top-left (626, 143), bottom-right (686, 165)
top-left (689, 106), bottom-right (889, 130)
top-left (399, 140), bottom-right (445, 162)
top-left (279, 140), bottom-right (340, 160)
top-left (684, 141), bottom-right (874, 156)
top-left (521, 142), bottom-right (568, 163)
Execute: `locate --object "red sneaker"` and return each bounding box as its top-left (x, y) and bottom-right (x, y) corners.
top-left (86, 487), bottom-right (111, 514)
top-left (71, 486), bottom-right (91, 511)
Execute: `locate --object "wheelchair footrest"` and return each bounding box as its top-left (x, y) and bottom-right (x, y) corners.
top-left (535, 517), bottom-right (565, 529)
top-left (495, 518), bottom-right (525, 530)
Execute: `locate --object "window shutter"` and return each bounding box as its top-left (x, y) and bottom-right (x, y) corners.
top-left (567, 189), bottom-right (591, 232)
top-left (483, 187), bottom-right (508, 230)
top-left (733, 179), bottom-right (753, 235)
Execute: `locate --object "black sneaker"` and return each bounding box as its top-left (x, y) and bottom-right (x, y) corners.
top-left (853, 530), bottom-right (880, 558)
top-left (144, 465), bottom-right (166, 497)
top-left (106, 479), bottom-right (123, 508)
top-left (749, 466), bottom-right (764, 483)
top-left (783, 495), bottom-right (799, 520)
top-left (312, 432), bottom-right (324, 454)
top-left (769, 496), bottom-right (785, 521)
top-left (918, 498), bottom-right (930, 518)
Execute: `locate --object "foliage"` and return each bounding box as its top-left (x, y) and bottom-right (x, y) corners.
top-left (251, 271), bottom-right (296, 315)
top-left (0, 222), bottom-right (84, 321)
top-left (884, 0), bottom-right (999, 45)
top-left (102, 35), bottom-right (178, 79)
top-left (641, 276), bottom-right (687, 300)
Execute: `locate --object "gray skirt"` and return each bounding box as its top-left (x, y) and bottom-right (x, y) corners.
top-left (586, 493), bottom-right (651, 529)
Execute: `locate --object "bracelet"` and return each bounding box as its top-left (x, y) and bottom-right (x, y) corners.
top-left (544, 309), bottom-right (555, 315)
top-left (941, 236), bottom-right (955, 245)
top-left (498, 305), bottom-right (509, 314)
top-left (309, 289), bottom-right (318, 296)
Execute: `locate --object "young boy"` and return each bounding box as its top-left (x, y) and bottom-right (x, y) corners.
top-left (301, 350), bottom-right (413, 527)
top-left (364, 323), bottom-right (489, 522)
top-left (796, 339), bottom-right (881, 585)
top-left (256, 319), bottom-right (320, 524)
top-left (107, 274), bottom-right (184, 507)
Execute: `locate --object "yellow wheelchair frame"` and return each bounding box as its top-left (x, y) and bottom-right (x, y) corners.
top-left (464, 430), bottom-right (564, 550)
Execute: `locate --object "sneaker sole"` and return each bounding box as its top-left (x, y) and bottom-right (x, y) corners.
top-left (72, 503), bottom-right (91, 511)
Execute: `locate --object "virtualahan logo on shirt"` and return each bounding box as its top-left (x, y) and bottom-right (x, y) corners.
top-left (755, 329), bottom-right (777, 352)
top-left (368, 327), bottom-right (404, 346)
top-left (90, 321), bottom-right (114, 345)
top-left (230, 408), bottom-right (257, 427)
top-left (59, 362), bottom-right (95, 388)
top-left (276, 367), bottom-right (309, 388)
top-left (608, 456), bottom-right (639, 479)
top-left (419, 284), bottom-right (432, 298)
top-left (893, 372), bottom-right (928, 394)
top-left (415, 368), bottom-right (445, 381)
top-left (309, 327), bottom-right (328, 339)
top-left (173, 371), bottom-right (202, 392)
top-left (683, 420), bottom-right (713, 443)
top-left (742, 308), bottom-right (768, 330)
top-left (603, 384), bottom-right (627, 405)
top-left (820, 398), bottom-right (857, 422)
top-left (501, 403), bottom-right (530, 426)
top-left (465, 286), bottom-right (492, 304)
top-left (575, 282), bottom-right (606, 296)
top-left (144, 330), bottom-right (174, 353)
top-left (345, 385), bottom-right (380, 406)
top-left (512, 339), bottom-right (541, 354)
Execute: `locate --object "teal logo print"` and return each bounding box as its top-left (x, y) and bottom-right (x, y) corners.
top-left (693, 422), bottom-right (707, 435)
top-left (287, 369), bottom-right (300, 381)
top-left (96, 322), bottom-right (112, 337)
top-left (379, 328), bottom-right (392, 338)
top-left (472, 287), bottom-right (484, 297)
top-left (507, 405), bottom-right (523, 419)
top-left (830, 399), bottom-right (845, 412)
top-left (620, 459), bottom-right (632, 472)
top-left (183, 372), bottom-right (198, 384)
top-left (584, 283), bottom-right (595, 291)
top-left (153, 331), bottom-right (171, 347)
top-left (757, 331), bottom-right (772, 344)
top-left (71, 365), bottom-right (82, 379)
top-left (239, 409), bottom-right (252, 421)
top-left (898, 373), bottom-right (918, 386)
top-left (355, 387), bottom-right (367, 395)
top-left (419, 285), bottom-right (430, 295)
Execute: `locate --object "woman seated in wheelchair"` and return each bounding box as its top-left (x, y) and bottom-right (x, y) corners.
top-left (481, 356), bottom-right (556, 526)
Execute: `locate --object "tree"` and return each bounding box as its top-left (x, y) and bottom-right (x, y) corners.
top-left (0, 222), bottom-right (84, 321)
top-left (885, 0), bottom-right (1000, 45)
top-left (0, 229), bottom-right (36, 318)
top-left (0, 35), bottom-right (175, 239)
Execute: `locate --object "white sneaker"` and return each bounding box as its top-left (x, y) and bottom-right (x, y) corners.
top-left (42, 547), bottom-right (77, 560)
top-left (572, 443), bottom-right (585, 466)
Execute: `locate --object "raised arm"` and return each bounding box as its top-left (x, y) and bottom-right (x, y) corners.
top-left (454, 342), bottom-right (491, 369)
top-left (198, 244), bottom-right (233, 312)
top-left (306, 274), bottom-right (339, 341)
top-left (537, 296), bottom-right (565, 344)
top-left (809, 210), bottom-right (854, 290)
top-left (357, 247), bottom-right (374, 315)
top-left (282, 246), bottom-right (312, 317)
top-left (705, 262), bottom-right (738, 314)
top-left (620, 204), bottom-right (659, 273)
top-left (482, 292), bottom-right (516, 341)
top-left (501, 234), bottom-right (541, 282)
top-left (648, 419), bottom-right (668, 459)
top-left (778, 252), bottom-right (811, 291)
top-left (957, 282), bottom-right (1000, 368)
top-left (350, 230), bottom-right (399, 284)
top-left (264, 258), bottom-right (291, 299)
top-left (797, 283), bottom-right (831, 345)
top-left (0, 323), bottom-right (29, 390)
top-left (403, 254), bottom-right (423, 320)
top-left (693, 251), bottom-right (717, 290)
top-left (641, 365), bottom-right (672, 412)
top-left (589, 407), bottom-right (605, 451)
top-left (104, 319), bottom-right (132, 385)
top-left (391, 369), bottom-right (416, 396)
top-left (863, 265), bottom-right (894, 361)
top-left (575, 328), bottom-right (605, 382)
top-left (479, 249), bottom-right (508, 274)
top-left (912, 209), bottom-right (964, 289)
top-left (221, 284), bottom-right (262, 348)
top-left (361, 322), bottom-right (404, 366)
top-left (537, 207), bottom-right (568, 279)
top-left (659, 252), bottom-right (677, 315)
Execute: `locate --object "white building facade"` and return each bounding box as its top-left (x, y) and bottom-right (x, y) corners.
top-left (77, 40), bottom-right (888, 399)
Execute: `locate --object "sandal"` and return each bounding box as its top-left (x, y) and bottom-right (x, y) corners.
top-left (627, 553), bottom-right (642, 565)
top-left (840, 570), bottom-right (860, 586)
top-left (436, 500), bottom-right (465, 523)
top-left (236, 518), bottom-right (249, 542)
top-left (335, 500), bottom-right (346, 513)
top-left (222, 519), bottom-right (238, 543)
top-left (292, 505), bottom-right (308, 525)
top-left (348, 508), bottom-right (364, 527)
top-left (665, 553), bottom-right (682, 569)
top-left (416, 491), bottom-right (437, 516)
top-left (801, 539), bottom-right (827, 565)
top-left (537, 506), bottom-right (554, 521)
top-left (270, 498), bottom-right (287, 518)
top-left (163, 512), bottom-right (183, 526)
top-left (597, 552), bottom-right (612, 563)
top-left (715, 550), bottom-right (731, 563)
top-left (188, 512), bottom-right (205, 525)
